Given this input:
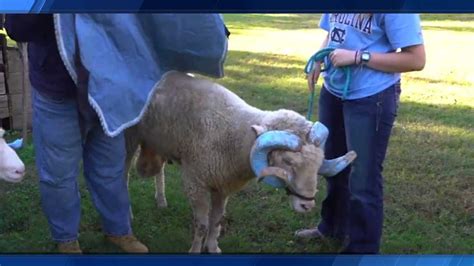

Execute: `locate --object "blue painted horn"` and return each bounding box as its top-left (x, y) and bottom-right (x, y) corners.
top-left (250, 131), bottom-right (302, 188)
top-left (308, 121), bottom-right (329, 150)
top-left (309, 121), bottom-right (357, 177)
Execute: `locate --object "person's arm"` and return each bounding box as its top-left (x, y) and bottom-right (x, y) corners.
top-left (329, 44), bottom-right (425, 72)
top-left (365, 45), bottom-right (425, 72)
top-left (4, 14), bottom-right (52, 42)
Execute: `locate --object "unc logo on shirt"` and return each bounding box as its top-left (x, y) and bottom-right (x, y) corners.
top-left (330, 14), bottom-right (373, 34)
top-left (330, 27), bottom-right (346, 44)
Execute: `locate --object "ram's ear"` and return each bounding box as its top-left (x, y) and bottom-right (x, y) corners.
top-left (251, 125), bottom-right (267, 137)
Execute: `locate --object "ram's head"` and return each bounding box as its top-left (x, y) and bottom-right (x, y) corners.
top-left (250, 122), bottom-right (356, 213)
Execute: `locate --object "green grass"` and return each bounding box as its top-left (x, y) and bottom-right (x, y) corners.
top-left (0, 14), bottom-right (473, 254)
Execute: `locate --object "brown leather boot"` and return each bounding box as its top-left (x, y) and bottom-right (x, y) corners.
top-left (57, 240), bottom-right (82, 254)
top-left (106, 234), bottom-right (149, 253)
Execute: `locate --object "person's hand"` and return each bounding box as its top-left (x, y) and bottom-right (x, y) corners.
top-left (329, 49), bottom-right (357, 67)
top-left (306, 62), bottom-right (322, 93)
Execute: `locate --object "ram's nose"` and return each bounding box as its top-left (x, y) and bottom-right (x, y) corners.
top-left (292, 198), bottom-right (315, 213)
top-left (299, 201), bottom-right (315, 211)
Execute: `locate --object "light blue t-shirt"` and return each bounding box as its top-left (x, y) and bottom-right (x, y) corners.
top-left (319, 14), bottom-right (424, 100)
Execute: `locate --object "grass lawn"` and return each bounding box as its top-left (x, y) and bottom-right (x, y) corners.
top-left (0, 14), bottom-right (473, 254)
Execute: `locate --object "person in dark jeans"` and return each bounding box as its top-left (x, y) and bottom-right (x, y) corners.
top-left (5, 14), bottom-right (148, 253)
top-left (296, 14), bottom-right (425, 253)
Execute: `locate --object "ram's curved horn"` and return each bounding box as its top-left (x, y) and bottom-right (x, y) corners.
top-left (308, 121), bottom-right (329, 150)
top-left (318, 151), bottom-right (357, 177)
top-left (250, 131), bottom-right (302, 188)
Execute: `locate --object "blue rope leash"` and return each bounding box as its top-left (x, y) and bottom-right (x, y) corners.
top-left (304, 48), bottom-right (352, 120)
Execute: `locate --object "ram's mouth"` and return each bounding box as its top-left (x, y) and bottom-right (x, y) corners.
top-left (2, 173), bottom-right (24, 183)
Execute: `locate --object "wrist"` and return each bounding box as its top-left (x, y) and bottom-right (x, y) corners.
top-left (354, 50), bottom-right (360, 65)
top-left (360, 50), bottom-right (371, 66)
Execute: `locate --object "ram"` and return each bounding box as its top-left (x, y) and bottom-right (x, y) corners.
top-left (125, 71), bottom-right (356, 253)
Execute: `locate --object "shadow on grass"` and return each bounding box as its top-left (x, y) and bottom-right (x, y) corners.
top-left (399, 100), bottom-right (474, 132)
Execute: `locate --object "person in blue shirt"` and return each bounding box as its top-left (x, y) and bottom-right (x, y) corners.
top-left (295, 14), bottom-right (425, 254)
top-left (5, 14), bottom-right (148, 254)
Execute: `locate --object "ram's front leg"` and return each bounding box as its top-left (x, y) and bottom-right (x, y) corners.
top-left (154, 161), bottom-right (168, 208)
top-left (205, 191), bottom-right (228, 253)
top-left (183, 176), bottom-right (210, 253)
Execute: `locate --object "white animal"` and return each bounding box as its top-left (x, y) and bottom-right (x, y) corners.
top-left (0, 128), bottom-right (26, 183)
top-left (125, 71), bottom-right (356, 253)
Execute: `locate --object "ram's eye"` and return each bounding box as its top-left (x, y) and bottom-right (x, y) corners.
top-left (282, 157), bottom-right (293, 165)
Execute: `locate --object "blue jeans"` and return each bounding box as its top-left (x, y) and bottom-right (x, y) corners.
top-left (32, 90), bottom-right (132, 242)
top-left (317, 83), bottom-right (398, 253)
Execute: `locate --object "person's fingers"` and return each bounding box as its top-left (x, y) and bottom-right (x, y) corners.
top-left (330, 52), bottom-right (339, 67)
top-left (312, 69), bottom-right (320, 83)
top-left (329, 51), bottom-right (335, 62)
top-left (309, 69), bottom-right (322, 92)
top-left (307, 73), bottom-right (314, 92)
